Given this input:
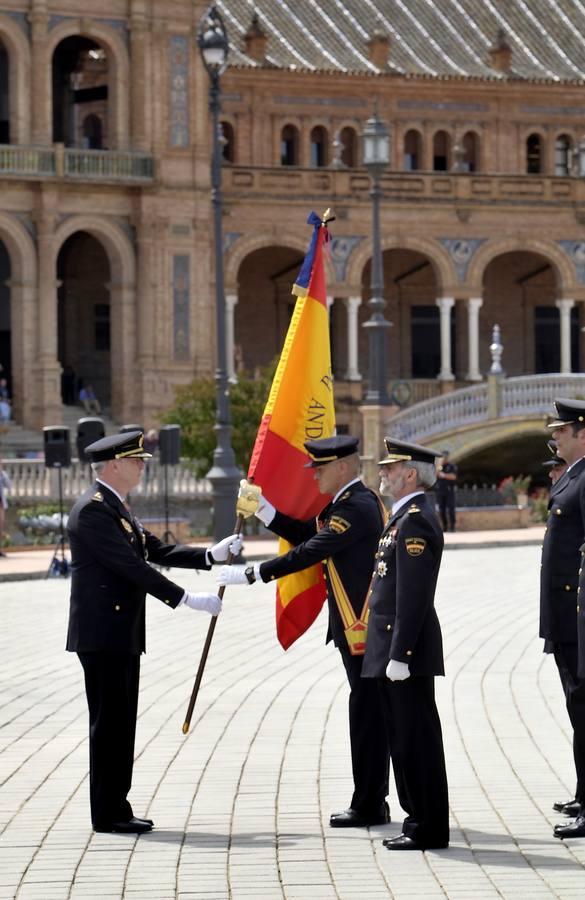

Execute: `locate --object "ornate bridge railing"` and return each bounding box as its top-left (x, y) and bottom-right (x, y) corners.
top-left (2, 459), bottom-right (211, 502)
top-left (386, 373), bottom-right (585, 443)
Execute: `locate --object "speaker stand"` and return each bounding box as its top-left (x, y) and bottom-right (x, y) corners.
top-left (46, 466), bottom-right (70, 578)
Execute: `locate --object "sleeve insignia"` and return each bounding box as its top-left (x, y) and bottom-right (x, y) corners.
top-left (329, 516), bottom-right (351, 534)
top-left (405, 537), bottom-right (426, 556)
top-left (91, 491), bottom-right (103, 502)
top-left (120, 518), bottom-right (133, 533)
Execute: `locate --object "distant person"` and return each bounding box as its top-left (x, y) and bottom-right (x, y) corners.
top-left (435, 450), bottom-right (457, 532)
top-left (143, 429), bottom-right (158, 456)
top-left (543, 439), bottom-right (568, 487)
top-left (0, 465), bottom-right (10, 557)
top-left (79, 384), bottom-right (102, 416)
top-left (0, 378), bottom-right (9, 400)
top-left (0, 398), bottom-right (11, 423)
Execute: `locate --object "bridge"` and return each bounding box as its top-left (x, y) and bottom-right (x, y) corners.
top-left (384, 373), bottom-right (585, 463)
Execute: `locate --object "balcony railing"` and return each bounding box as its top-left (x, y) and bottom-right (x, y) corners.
top-left (223, 165), bottom-right (585, 206)
top-left (0, 144), bottom-right (155, 183)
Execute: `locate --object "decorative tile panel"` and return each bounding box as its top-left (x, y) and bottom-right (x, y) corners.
top-left (329, 235), bottom-right (363, 282)
top-left (439, 238), bottom-right (486, 282)
top-left (558, 241), bottom-right (585, 284)
top-left (173, 255), bottom-right (190, 360)
top-left (169, 35), bottom-right (189, 148)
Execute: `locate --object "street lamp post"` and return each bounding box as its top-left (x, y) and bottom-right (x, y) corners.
top-left (362, 110), bottom-right (391, 405)
top-left (198, 4), bottom-right (240, 540)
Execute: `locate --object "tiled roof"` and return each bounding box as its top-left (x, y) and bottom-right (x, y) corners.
top-left (217, 0), bottom-right (585, 82)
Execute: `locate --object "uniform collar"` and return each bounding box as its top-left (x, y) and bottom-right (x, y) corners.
top-left (96, 477), bottom-right (128, 506)
top-left (391, 489), bottom-right (424, 517)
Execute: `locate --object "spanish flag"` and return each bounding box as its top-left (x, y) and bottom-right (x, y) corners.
top-left (248, 211), bottom-right (335, 649)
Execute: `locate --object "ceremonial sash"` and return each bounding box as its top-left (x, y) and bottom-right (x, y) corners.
top-left (326, 558), bottom-right (370, 656)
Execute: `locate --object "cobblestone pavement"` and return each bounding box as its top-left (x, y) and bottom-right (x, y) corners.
top-left (1, 546), bottom-right (585, 900)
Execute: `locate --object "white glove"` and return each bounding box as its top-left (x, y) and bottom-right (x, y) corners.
top-left (386, 659), bottom-right (410, 681)
top-left (209, 533), bottom-right (243, 563)
top-left (182, 591), bottom-right (222, 616)
top-left (217, 564), bottom-right (251, 586)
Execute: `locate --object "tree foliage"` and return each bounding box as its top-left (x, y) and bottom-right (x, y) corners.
top-left (161, 364), bottom-right (276, 477)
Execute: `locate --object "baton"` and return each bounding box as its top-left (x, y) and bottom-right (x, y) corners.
top-left (182, 514), bottom-right (244, 734)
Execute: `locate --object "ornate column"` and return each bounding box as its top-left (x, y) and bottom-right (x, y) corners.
top-left (226, 292), bottom-right (238, 383)
top-left (135, 217), bottom-right (156, 366)
top-left (108, 281), bottom-right (137, 422)
top-left (344, 296), bottom-right (362, 381)
top-left (556, 298), bottom-right (575, 374)
top-left (33, 209), bottom-right (62, 425)
top-left (466, 297), bottom-right (483, 381)
top-left (6, 280), bottom-right (36, 427)
top-left (130, 3), bottom-right (152, 151)
top-left (436, 296), bottom-right (455, 381)
top-left (29, 1), bottom-right (51, 145)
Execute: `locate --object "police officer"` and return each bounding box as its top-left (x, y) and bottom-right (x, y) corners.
top-left (542, 439), bottom-right (567, 487)
top-left (435, 449), bottom-right (458, 532)
top-left (66, 431), bottom-right (242, 834)
top-left (538, 400), bottom-right (585, 839)
top-left (362, 437), bottom-right (449, 851)
top-left (217, 435), bottom-right (391, 828)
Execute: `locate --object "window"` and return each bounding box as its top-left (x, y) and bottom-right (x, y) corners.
top-left (281, 124), bottom-right (299, 165)
top-left (534, 305), bottom-right (580, 372)
top-left (221, 121), bottom-right (235, 163)
top-left (82, 114), bottom-right (103, 149)
top-left (526, 133), bottom-right (542, 174)
top-left (339, 126), bottom-right (357, 167)
top-left (555, 134), bottom-right (572, 176)
top-left (404, 130), bottom-right (421, 170)
top-left (433, 130), bottom-right (450, 171)
top-left (310, 125), bottom-right (328, 167)
top-left (94, 303), bottom-right (110, 351)
top-left (462, 131), bottom-right (479, 172)
top-left (411, 306), bottom-right (441, 377)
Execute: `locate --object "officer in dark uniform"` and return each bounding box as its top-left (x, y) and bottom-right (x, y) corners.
top-left (218, 435), bottom-right (391, 828)
top-left (542, 439), bottom-right (568, 486)
top-left (435, 449), bottom-right (458, 532)
top-left (66, 431), bottom-right (241, 834)
top-left (538, 400), bottom-right (585, 839)
top-left (362, 437), bottom-right (449, 851)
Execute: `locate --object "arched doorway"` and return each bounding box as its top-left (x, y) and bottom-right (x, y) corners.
top-left (57, 232), bottom-right (111, 410)
top-left (481, 251), bottom-right (571, 374)
top-left (52, 36), bottom-right (108, 148)
top-left (235, 246), bottom-right (305, 373)
top-left (359, 249), bottom-right (442, 381)
top-left (0, 240), bottom-right (10, 404)
top-left (0, 40), bottom-right (8, 143)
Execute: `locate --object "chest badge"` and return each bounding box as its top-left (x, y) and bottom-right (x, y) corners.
top-left (377, 560), bottom-right (388, 577)
top-left (120, 518), bottom-right (133, 533)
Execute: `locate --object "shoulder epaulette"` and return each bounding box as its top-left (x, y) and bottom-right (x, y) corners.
top-left (407, 504), bottom-right (421, 514)
top-left (338, 490), bottom-right (352, 502)
top-left (92, 491), bottom-right (103, 502)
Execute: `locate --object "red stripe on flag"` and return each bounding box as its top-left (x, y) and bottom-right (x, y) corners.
top-left (276, 580), bottom-right (327, 651)
top-left (248, 426), bottom-right (326, 520)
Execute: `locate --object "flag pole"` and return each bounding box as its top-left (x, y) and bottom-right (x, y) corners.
top-left (182, 513), bottom-right (244, 734)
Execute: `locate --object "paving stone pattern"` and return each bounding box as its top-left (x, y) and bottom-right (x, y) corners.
top-left (1, 547), bottom-right (584, 899)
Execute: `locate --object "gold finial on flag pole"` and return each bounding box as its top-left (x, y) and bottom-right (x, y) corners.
top-left (322, 208), bottom-right (335, 225)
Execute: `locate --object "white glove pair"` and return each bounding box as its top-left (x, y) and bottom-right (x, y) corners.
top-left (216, 563), bottom-right (261, 586)
top-left (386, 659), bottom-right (410, 681)
top-left (182, 591), bottom-right (222, 616)
top-left (209, 533), bottom-right (243, 563)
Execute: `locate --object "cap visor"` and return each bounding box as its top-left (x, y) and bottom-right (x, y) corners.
top-left (547, 419), bottom-right (573, 428)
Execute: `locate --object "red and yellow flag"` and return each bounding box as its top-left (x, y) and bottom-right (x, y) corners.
top-left (248, 211), bottom-right (335, 649)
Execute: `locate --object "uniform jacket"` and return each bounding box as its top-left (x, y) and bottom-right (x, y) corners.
top-left (362, 492), bottom-right (445, 678)
top-left (66, 481), bottom-right (209, 654)
top-left (540, 457), bottom-right (585, 644)
top-left (259, 480), bottom-right (385, 649)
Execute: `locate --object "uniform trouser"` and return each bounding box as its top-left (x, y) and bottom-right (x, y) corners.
top-left (338, 646), bottom-right (391, 815)
top-left (437, 492), bottom-right (456, 532)
top-left (553, 642), bottom-right (585, 804)
top-left (378, 675), bottom-right (449, 846)
top-left (78, 651), bottom-right (140, 828)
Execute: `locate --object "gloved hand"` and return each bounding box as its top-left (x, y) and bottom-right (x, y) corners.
top-left (236, 479), bottom-right (276, 525)
top-left (386, 659), bottom-right (410, 681)
top-left (208, 533), bottom-right (243, 563)
top-left (216, 564), bottom-right (252, 586)
top-left (182, 591), bottom-right (222, 616)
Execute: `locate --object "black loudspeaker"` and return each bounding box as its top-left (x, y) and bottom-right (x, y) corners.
top-left (43, 426), bottom-right (72, 469)
top-left (76, 417), bottom-right (105, 463)
top-left (159, 424), bottom-right (181, 465)
top-left (119, 423), bottom-right (143, 434)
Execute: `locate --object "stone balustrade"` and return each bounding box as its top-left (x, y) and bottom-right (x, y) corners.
top-left (0, 144), bottom-right (154, 183)
top-left (1, 459), bottom-right (211, 502)
top-left (386, 373), bottom-right (585, 442)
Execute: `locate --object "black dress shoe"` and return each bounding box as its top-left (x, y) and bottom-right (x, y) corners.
top-left (552, 799), bottom-right (581, 816)
top-left (383, 834), bottom-right (448, 851)
top-left (554, 814), bottom-right (585, 839)
top-left (329, 802), bottom-right (390, 828)
top-left (94, 817), bottom-right (154, 834)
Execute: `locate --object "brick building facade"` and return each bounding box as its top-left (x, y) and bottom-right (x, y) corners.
top-left (1, 1), bottom-right (585, 436)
